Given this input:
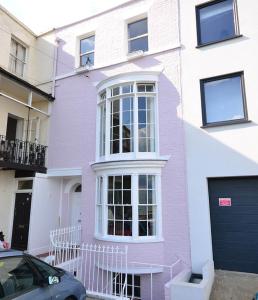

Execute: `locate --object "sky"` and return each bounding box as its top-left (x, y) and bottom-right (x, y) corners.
top-left (0, 0), bottom-right (130, 34)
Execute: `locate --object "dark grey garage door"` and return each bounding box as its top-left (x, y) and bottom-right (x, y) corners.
top-left (208, 177), bottom-right (258, 274)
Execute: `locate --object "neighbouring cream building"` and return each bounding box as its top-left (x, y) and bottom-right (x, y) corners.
top-left (0, 4), bottom-right (57, 254)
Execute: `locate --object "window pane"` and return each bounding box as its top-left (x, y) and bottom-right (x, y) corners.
top-left (203, 75), bottom-right (245, 124)
top-left (115, 206), bottom-right (123, 220)
top-left (108, 221), bottom-right (114, 235)
top-left (114, 191), bottom-right (122, 204)
top-left (124, 207), bottom-right (132, 220)
top-left (18, 180), bottom-right (33, 190)
top-left (115, 221), bottom-right (123, 235)
top-left (81, 52), bottom-right (94, 66)
top-left (115, 176), bottom-right (122, 189)
top-left (124, 222), bottom-right (132, 236)
top-left (139, 175), bottom-right (147, 189)
top-left (112, 87), bottom-right (120, 97)
top-left (139, 221), bottom-right (147, 236)
top-left (30, 257), bottom-right (58, 279)
top-left (139, 206), bottom-right (147, 220)
top-left (129, 36), bottom-right (148, 53)
top-left (139, 190), bottom-right (147, 204)
top-left (108, 206), bottom-right (114, 219)
top-left (128, 18), bottom-right (148, 39)
top-left (123, 176), bottom-right (131, 189)
top-left (108, 176), bottom-right (114, 189)
top-left (198, 0), bottom-right (235, 44)
top-left (80, 35), bottom-right (95, 53)
top-left (0, 257), bottom-right (37, 298)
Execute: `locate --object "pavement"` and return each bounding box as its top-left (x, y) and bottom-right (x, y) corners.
top-left (210, 270), bottom-right (258, 300)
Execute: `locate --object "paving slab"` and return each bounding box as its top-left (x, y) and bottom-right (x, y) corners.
top-left (210, 270), bottom-right (258, 300)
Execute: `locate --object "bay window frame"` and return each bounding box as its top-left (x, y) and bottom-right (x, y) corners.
top-left (94, 167), bottom-right (163, 242)
top-left (97, 80), bottom-right (158, 161)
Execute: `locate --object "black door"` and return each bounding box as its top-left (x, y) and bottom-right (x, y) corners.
top-left (208, 177), bottom-right (258, 273)
top-left (11, 193), bottom-right (32, 251)
top-left (6, 116), bottom-right (17, 141)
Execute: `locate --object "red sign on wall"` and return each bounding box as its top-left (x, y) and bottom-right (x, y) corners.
top-left (219, 198), bottom-right (232, 207)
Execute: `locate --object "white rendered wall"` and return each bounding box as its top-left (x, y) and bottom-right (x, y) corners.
top-left (180, 0), bottom-right (258, 272)
top-left (0, 170), bottom-right (16, 242)
top-left (28, 174), bottom-right (61, 255)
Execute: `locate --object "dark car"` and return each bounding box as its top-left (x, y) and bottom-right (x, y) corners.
top-left (0, 249), bottom-right (86, 300)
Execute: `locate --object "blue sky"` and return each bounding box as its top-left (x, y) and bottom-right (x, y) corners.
top-left (0, 0), bottom-right (130, 34)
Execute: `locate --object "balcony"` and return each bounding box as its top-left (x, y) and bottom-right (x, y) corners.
top-left (0, 135), bottom-right (47, 173)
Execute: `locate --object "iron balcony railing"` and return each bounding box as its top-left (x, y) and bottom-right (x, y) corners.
top-left (0, 135), bottom-right (47, 170)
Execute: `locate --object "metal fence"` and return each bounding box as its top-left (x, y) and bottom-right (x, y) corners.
top-left (49, 226), bottom-right (129, 299)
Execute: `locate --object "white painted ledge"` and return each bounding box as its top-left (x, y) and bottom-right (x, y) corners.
top-left (47, 167), bottom-right (82, 177)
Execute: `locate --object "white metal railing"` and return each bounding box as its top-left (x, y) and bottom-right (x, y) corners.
top-left (130, 259), bottom-right (182, 300)
top-left (50, 225), bottom-right (82, 247)
top-left (48, 226), bottom-right (128, 299)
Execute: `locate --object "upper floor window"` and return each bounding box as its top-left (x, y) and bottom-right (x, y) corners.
top-left (98, 81), bottom-right (156, 158)
top-left (9, 38), bottom-right (26, 77)
top-left (128, 18), bottom-right (148, 53)
top-left (196, 0), bottom-right (239, 46)
top-left (201, 72), bottom-right (247, 126)
top-left (80, 35), bottom-right (95, 66)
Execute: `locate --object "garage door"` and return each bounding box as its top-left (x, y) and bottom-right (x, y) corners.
top-left (208, 177), bottom-right (258, 273)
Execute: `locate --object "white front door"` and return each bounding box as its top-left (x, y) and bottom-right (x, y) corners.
top-left (70, 185), bottom-right (82, 226)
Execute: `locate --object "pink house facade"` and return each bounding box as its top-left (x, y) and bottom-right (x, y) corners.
top-left (41, 0), bottom-right (191, 298)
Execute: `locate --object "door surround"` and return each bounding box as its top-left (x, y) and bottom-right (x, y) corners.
top-left (69, 183), bottom-right (82, 226)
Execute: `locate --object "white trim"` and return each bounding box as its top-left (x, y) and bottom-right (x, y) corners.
top-left (55, 43), bottom-right (182, 81)
top-left (94, 235), bottom-right (164, 244)
top-left (91, 159), bottom-right (168, 173)
top-left (96, 71), bottom-right (161, 92)
top-left (47, 168), bottom-right (82, 177)
top-left (64, 177), bottom-right (82, 194)
top-left (96, 262), bottom-right (163, 274)
top-left (95, 167), bottom-right (165, 243)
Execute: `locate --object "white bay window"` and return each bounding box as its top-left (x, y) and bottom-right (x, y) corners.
top-left (95, 171), bottom-right (161, 241)
top-left (97, 81), bottom-right (157, 159)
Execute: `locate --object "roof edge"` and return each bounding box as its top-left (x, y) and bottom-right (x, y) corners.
top-left (0, 4), bottom-right (37, 37)
top-left (38, 0), bottom-right (139, 37)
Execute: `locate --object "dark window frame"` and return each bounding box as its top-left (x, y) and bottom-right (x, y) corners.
top-left (195, 0), bottom-right (240, 47)
top-left (200, 71), bottom-right (248, 127)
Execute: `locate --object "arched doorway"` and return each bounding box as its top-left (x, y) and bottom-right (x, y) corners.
top-left (69, 184), bottom-right (82, 226)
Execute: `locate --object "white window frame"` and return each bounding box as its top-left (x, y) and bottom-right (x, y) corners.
top-left (96, 73), bottom-right (160, 163)
top-left (127, 17), bottom-right (148, 54)
top-left (94, 163), bottom-right (164, 243)
top-left (9, 37), bottom-right (27, 77)
top-left (79, 34), bottom-right (95, 67)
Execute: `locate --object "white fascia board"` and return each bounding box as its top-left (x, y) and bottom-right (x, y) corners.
top-left (47, 168), bottom-right (82, 177)
top-left (95, 69), bottom-right (164, 92)
top-left (90, 158), bottom-right (169, 174)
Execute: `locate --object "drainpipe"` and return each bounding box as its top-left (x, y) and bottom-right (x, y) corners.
top-left (51, 31), bottom-right (59, 98)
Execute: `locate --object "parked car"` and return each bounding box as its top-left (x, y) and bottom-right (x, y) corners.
top-left (0, 249), bottom-right (86, 299)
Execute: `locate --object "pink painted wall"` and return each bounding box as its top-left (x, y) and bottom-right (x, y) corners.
top-left (46, 0), bottom-right (191, 298)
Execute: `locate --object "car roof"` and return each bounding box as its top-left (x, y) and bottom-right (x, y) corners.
top-left (0, 249), bottom-right (23, 258)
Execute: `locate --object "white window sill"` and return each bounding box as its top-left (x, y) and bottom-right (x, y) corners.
top-left (75, 65), bottom-right (95, 74)
top-left (94, 234), bottom-right (164, 244)
top-left (126, 50), bottom-right (146, 61)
